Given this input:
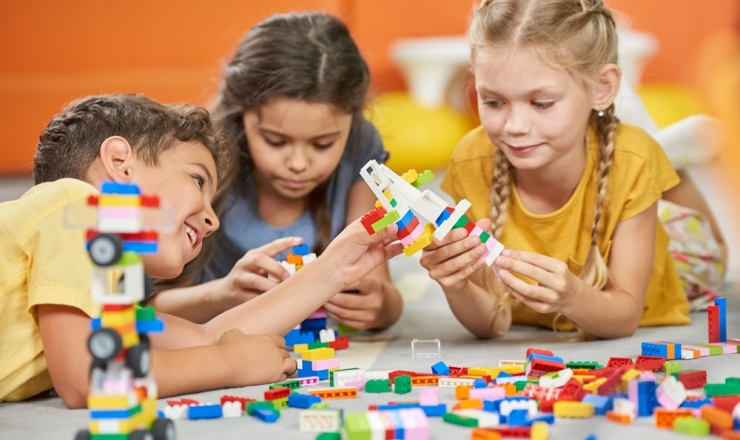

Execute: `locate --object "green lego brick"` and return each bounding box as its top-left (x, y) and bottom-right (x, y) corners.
top-left (393, 375), bottom-right (412, 394)
top-left (565, 361), bottom-right (604, 370)
top-left (311, 402), bottom-right (331, 409)
top-left (673, 417), bottom-right (709, 435)
top-left (316, 433), bottom-right (341, 440)
top-left (704, 383), bottom-right (740, 397)
top-left (330, 367), bottom-right (359, 387)
top-left (371, 210), bottom-right (400, 232)
top-left (272, 397), bottom-right (289, 410)
top-left (366, 379), bottom-right (391, 393)
top-left (390, 198), bottom-right (397, 207)
top-left (270, 379), bottom-right (300, 390)
top-left (114, 251), bottom-right (142, 267)
top-left (135, 306), bottom-right (156, 321)
top-left (337, 323), bottom-right (358, 335)
top-left (307, 342), bottom-right (330, 350)
top-left (479, 230), bottom-right (491, 243)
top-left (91, 435), bottom-right (129, 440)
top-left (443, 413), bottom-right (479, 428)
top-left (246, 401), bottom-right (274, 415)
top-left (453, 215), bottom-right (469, 229)
top-left (726, 377), bottom-right (740, 385)
top-left (345, 413), bottom-right (371, 440)
top-left (693, 344), bottom-right (724, 356)
top-left (411, 169), bottom-right (434, 188)
top-left (663, 361), bottom-right (682, 376)
top-left (515, 380), bottom-right (533, 391)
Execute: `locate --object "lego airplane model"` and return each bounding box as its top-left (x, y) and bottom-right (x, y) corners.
top-left (359, 160), bottom-right (504, 265)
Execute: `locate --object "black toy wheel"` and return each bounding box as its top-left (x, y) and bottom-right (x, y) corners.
top-left (88, 233), bottom-right (123, 266)
top-left (88, 328), bottom-right (122, 362)
top-left (129, 430), bottom-right (154, 440)
top-left (152, 418), bottom-right (176, 440)
top-left (126, 343), bottom-right (151, 378)
top-left (74, 429), bottom-right (90, 440)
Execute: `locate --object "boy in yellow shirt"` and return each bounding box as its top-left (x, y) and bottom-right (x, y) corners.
top-left (0, 94), bottom-right (401, 407)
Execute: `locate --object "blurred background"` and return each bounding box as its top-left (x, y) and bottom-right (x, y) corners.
top-left (1, 0), bottom-right (739, 276)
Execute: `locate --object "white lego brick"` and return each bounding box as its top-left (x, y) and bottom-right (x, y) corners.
top-left (438, 377), bottom-right (476, 388)
top-left (484, 241), bottom-right (506, 266)
top-left (539, 368), bottom-right (573, 388)
top-left (499, 399), bottom-right (538, 417)
top-left (433, 199), bottom-right (472, 241)
top-left (365, 370), bottom-right (392, 381)
top-left (452, 410), bottom-right (500, 427)
top-left (98, 217), bottom-right (142, 233)
top-left (613, 398), bottom-right (636, 416)
top-left (411, 338), bottom-right (441, 359)
top-left (499, 360), bottom-right (526, 368)
top-left (333, 369), bottom-right (367, 388)
top-left (365, 411), bottom-right (386, 440)
top-left (319, 329), bottom-right (336, 343)
top-left (222, 401), bottom-right (242, 418)
top-left (656, 376), bottom-right (686, 410)
top-left (411, 190), bottom-right (447, 225)
top-left (302, 253), bottom-right (317, 265)
top-left (299, 409), bottom-right (341, 432)
top-left (164, 404), bottom-right (188, 420)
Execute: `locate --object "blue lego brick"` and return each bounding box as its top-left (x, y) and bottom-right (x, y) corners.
top-left (680, 398), bottom-right (712, 409)
top-left (157, 410), bottom-right (164, 418)
top-left (136, 318), bottom-right (164, 334)
top-left (473, 378), bottom-right (487, 389)
top-left (584, 436), bottom-right (598, 440)
top-left (90, 407), bottom-right (140, 419)
top-left (435, 209), bottom-right (451, 227)
top-left (188, 404), bottom-right (222, 420)
top-left (285, 329), bottom-right (316, 346)
top-left (431, 361), bottom-right (450, 376)
top-left (122, 242), bottom-right (158, 253)
top-left (483, 400), bottom-right (497, 413)
top-left (378, 403), bottom-right (421, 411)
top-left (641, 342), bottom-right (668, 358)
top-left (101, 181), bottom-right (141, 195)
top-left (583, 394), bottom-right (612, 415)
top-left (253, 408), bottom-right (279, 423)
top-left (298, 368), bottom-right (329, 380)
top-left (287, 393), bottom-right (322, 409)
top-left (293, 244), bottom-right (309, 256)
top-left (527, 353), bottom-right (564, 365)
top-left (634, 381), bottom-right (658, 416)
top-left (735, 418), bottom-right (739, 430)
top-left (528, 413), bottom-right (555, 425)
top-left (609, 393), bottom-right (628, 400)
top-left (508, 409), bottom-right (532, 426)
top-left (301, 318), bottom-right (328, 329)
top-left (658, 342), bottom-right (682, 360)
top-left (91, 318), bottom-right (101, 331)
top-left (420, 404), bottom-right (447, 417)
top-left (496, 371), bottom-right (512, 378)
top-left (716, 297), bottom-right (727, 342)
top-left (394, 208), bottom-right (415, 230)
top-left (389, 410), bottom-right (404, 439)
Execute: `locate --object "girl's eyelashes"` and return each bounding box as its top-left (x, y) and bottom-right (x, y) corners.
top-left (192, 175), bottom-right (205, 189)
top-left (264, 137), bottom-right (285, 147)
top-left (483, 99), bottom-right (503, 109)
top-left (533, 101), bottom-right (555, 109)
top-left (314, 141), bottom-right (335, 150)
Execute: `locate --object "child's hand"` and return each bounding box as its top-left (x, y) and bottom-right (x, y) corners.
top-left (419, 218), bottom-right (492, 293)
top-left (322, 219), bottom-right (403, 290)
top-left (218, 329), bottom-right (296, 386)
top-left (323, 276), bottom-right (384, 330)
top-left (494, 249), bottom-right (581, 314)
top-left (219, 236), bottom-right (303, 305)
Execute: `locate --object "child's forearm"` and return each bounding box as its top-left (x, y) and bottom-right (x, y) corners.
top-left (373, 281), bottom-right (403, 331)
top-left (562, 285), bottom-right (643, 339)
top-left (204, 258), bottom-right (345, 336)
top-left (151, 345), bottom-right (234, 397)
top-left (443, 279), bottom-right (512, 339)
top-left (149, 280), bottom-right (228, 324)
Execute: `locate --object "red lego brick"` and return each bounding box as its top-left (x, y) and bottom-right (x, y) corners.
top-left (528, 358), bottom-right (566, 377)
top-left (591, 367), bottom-right (617, 378)
top-left (539, 399), bottom-right (555, 413)
top-left (526, 348), bottom-right (554, 358)
top-left (676, 370), bottom-right (707, 389)
top-left (140, 195), bottom-right (159, 207)
top-left (636, 355), bottom-right (666, 372)
top-left (477, 427), bottom-right (532, 437)
top-left (220, 395), bottom-right (256, 411)
top-left (180, 398), bottom-right (200, 405)
top-left (606, 357), bottom-right (634, 368)
top-left (448, 366), bottom-right (468, 376)
top-left (360, 206), bottom-right (387, 235)
top-left (463, 221), bottom-right (476, 233)
top-left (388, 370), bottom-right (424, 382)
top-left (395, 216), bottom-right (419, 239)
top-left (558, 378), bottom-right (586, 402)
top-left (264, 387), bottom-right (290, 401)
top-left (722, 430), bottom-right (740, 440)
top-left (709, 305), bottom-right (720, 343)
top-left (712, 396), bottom-right (740, 414)
top-left (597, 366), bottom-right (631, 396)
top-left (87, 195), bottom-right (99, 206)
top-left (328, 335), bottom-right (349, 350)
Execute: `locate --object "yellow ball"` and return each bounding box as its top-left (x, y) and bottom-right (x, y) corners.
top-left (637, 83), bottom-right (709, 128)
top-left (366, 92), bottom-right (474, 173)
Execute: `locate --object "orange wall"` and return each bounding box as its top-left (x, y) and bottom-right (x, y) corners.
top-left (1, 0), bottom-right (738, 174)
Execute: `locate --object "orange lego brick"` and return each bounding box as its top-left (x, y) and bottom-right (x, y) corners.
top-left (455, 385), bottom-right (472, 400)
top-left (654, 409), bottom-right (694, 429)
top-left (606, 411), bottom-right (633, 424)
top-left (411, 376), bottom-right (439, 386)
top-left (471, 428), bottom-right (502, 440)
top-left (453, 399), bottom-right (484, 410)
top-left (701, 406), bottom-right (734, 431)
top-left (307, 387), bottom-right (358, 400)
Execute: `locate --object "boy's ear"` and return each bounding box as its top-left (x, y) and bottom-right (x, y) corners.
top-left (592, 63), bottom-right (621, 111)
top-left (99, 136), bottom-right (135, 182)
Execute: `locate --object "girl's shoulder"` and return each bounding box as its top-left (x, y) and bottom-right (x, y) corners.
top-left (449, 125), bottom-right (495, 164)
top-left (613, 123), bottom-right (665, 163)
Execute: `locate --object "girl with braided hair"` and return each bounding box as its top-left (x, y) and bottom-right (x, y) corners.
top-left (420, 0), bottom-right (711, 339)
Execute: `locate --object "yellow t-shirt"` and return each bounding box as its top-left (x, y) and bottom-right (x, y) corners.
top-left (441, 123), bottom-right (690, 329)
top-left (0, 178), bottom-right (99, 401)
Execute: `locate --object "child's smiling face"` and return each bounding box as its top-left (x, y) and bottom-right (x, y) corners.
top-left (131, 141), bottom-right (220, 278)
top-left (242, 98), bottom-right (352, 202)
top-left (474, 47), bottom-right (596, 173)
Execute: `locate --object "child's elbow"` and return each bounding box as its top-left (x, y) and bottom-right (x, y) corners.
top-left (56, 383), bottom-right (89, 409)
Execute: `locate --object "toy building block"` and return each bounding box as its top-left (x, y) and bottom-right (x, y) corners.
top-left (635, 355), bottom-right (665, 372)
top-left (411, 376), bottom-right (440, 386)
top-left (287, 393), bottom-right (322, 409)
top-left (709, 304), bottom-right (721, 343)
top-left (656, 376), bottom-right (687, 410)
top-left (672, 370), bottom-right (707, 389)
top-left (308, 387), bottom-right (358, 400)
top-left (188, 403), bottom-right (223, 420)
top-left (220, 395), bottom-right (255, 411)
top-left (247, 401), bottom-right (275, 416)
top-left (221, 401), bottom-right (242, 418)
top-left (411, 338), bottom-right (441, 359)
top-left (606, 357), bottom-right (633, 368)
top-left (431, 361), bottom-right (451, 376)
top-left (705, 383), bottom-right (740, 397)
top-left (553, 401), bottom-right (595, 418)
top-left (654, 408), bottom-right (694, 429)
top-left (315, 433), bottom-right (341, 440)
top-left (393, 375), bottom-right (412, 394)
top-left (606, 411), bottom-right (633, 424)
top-left (253, 408), bottom-right (279, 423)
top-left (366, 379), bottom-right (391, 393)
top-left (674, 417), bottom-right (710, 436)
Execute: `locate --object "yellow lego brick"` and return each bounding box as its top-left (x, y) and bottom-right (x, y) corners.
top-left (301, 347), bottom-right (335, 361)
top-left (572, 375), bottom-right (595, 383)
top-left (583, 378), bottom-right (606, 393)
top-left (272, 397), bottom-right (289, 410)
top-left (531, 421), bottom-right (549, 440)
top-left (619, 369), bottom-right (641, 392)
top-left (90, 419), bottom-right (133, 435)
top-left (498, 365), bottom-right (525, 375)
top-left (403, 224), bottom-right (434, 256)
top-left (87, 394), bottom-right (131, 409)
top-left (382, 191), bottom-right (394, 202)
top-left (401, 169), bottom-right (419, 184)
top-left (141, 397), bottom-right (158, 419)
top-left (98, 195), bottom-right (141, 207)
top-left (553, 401), bottom-right (595, 418)
top-left (293, 344), bottom-right (309, 353)
top-left (121, 329), bottom-right (140, 348)
top-left (467, 367), bottom-right (498, 377)
top-left (100, 308), bottom-right (136, 328)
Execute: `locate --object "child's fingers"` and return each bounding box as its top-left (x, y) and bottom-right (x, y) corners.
top-left (239, 253), bottom-right (290, 281)
top-left (234, 273), bottom-right (278, 293)
top-left (251, 236), bottom-right (303, 257)
top-left (501, 249), bottom-right (567, 275)
top-left (267, 334), bottom-right (287, 349)
top-left (384, 241), bottom-right (404, 259)
top-left (498, 269), bottom-right (557, 305)
top-left (494, 255), bottom-right (551, 285)
top-left (282, 357), bottom-right (297, 376)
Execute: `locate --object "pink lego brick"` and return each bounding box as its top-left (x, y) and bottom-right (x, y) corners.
top-left (681, 344), bottom-right (711, 357)
top-left (299, 376), bottom-right (320, 386)
top-left (345, 378), bottom-right (368, 391)
top-left (307, 309), bottom-right (328, 319)
top-left (419, 388), bottom-right (439, 406)
top-left (309, 357), bottom-right (341, 371)
top-left (400, 223), bottom-right (424, 247)
top-left (470, 225), bottom-right (484, 237)
top-left (707, 343), bottom-right (738, 354)
top-left (98, 207), bottom-right (140, 219)
top-left (470, 387), bottom-right (506, 401)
